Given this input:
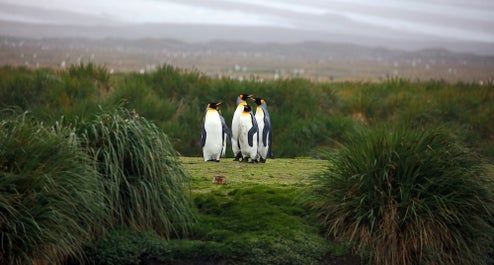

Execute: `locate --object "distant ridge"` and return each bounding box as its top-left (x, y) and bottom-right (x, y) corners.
top-left (1, 19), bottom-right (494, 56)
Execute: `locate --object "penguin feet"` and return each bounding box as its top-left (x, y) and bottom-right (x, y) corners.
top-left (207, 159), bottom-right (220, 162)
top-left (259, 157), bottom-right (266, 163)
top-left (240, 157), bottom-right (258, 163)
top-left (233, 153), bottom-right (242, 161)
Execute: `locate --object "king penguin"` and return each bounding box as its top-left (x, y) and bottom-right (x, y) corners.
top-left (231, 93), bottom-right (251, 160)
top-left (238, 104), bottom-right (259, 162)
top-left (250, 96), bottom-right (273, 163)
top-left (200, 102), bottom-right (231, 162)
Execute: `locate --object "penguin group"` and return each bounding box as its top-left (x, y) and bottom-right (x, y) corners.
top-left (201, 93), bottom-right (272, 163)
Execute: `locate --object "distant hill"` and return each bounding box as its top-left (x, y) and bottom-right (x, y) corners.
top-left (1, 35), bottom-right (493, 82)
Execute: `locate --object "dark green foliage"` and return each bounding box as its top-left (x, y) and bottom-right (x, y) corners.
top-left (79, 107), bottom-right (196, 236)
top-left (2, 64), bottom-right (494, 264)
top-left (85, 227), bottom-right (153, 265)
top-left (86, 185), bottom-right (334, 265)
top-left (191, 185), bottom-right (331, 265)
top-left (0, 64), bottom-right (108, 122)
top-left (0, 111), bottom-right (105, 265)
top-left (309, 125), bottom-right (494, 265)
top-left (0, 66), bottom-right (51, 109)
top-left (2, 64), bottom-right (494, 159)
top-left (85, 226), bottom-right (228, 265)
top-left (0, 107), bottom-right (197, 264)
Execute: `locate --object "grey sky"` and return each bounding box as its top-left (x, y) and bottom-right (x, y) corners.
top-left (1, 0), bottom-right (493, 44)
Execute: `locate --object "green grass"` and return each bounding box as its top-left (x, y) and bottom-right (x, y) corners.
top-left (0, 111), bottom-right (105, 265)
top-left (78, 107), bottom-right (196, 236)
top-left (180, 156), bottom-right (327, 192)
top-left (183, 157), bottom-right (347, 265)
top-left (308, 125), bottom-right (494, 265)
top-left (1, 65), bottom-right (494, 160)
top-left (86, 157), bottom-right (349, 265)
top-left (2, 64), bottom-right (494, 264)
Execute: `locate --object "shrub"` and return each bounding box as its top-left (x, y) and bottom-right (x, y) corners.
top-left (0, 66), bottom-right (52, 109)
top-left (79, 107), bottom-right (195, 236)
top-left (84, 226), bottom-right (227, 265)
top-left (309, 125), bottom-right (494, 265)
top-left (84, 227), bottom-right (150, 265)
top-left (0, 111), bottom-right (105, 265)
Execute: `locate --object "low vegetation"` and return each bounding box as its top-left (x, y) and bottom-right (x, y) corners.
top-left (84, 158), bottom-right (352, 265)
top-left (78, 107), bottom-right (195, 235)
top-left (1, 64), bottom-right (493, 159)
top-left (1, 64), bottom-right (493, 264)
top-left (308, 125), bottom-right (494, 265)
top-left (0, 111), bottom-right (104, 265)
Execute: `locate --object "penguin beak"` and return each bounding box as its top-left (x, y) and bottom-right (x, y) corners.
top-left (217, 102), bottom-right (223, 105)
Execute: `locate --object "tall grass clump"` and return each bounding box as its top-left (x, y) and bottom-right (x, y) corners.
top-left (80, 107), bottom-right (195, 236)
top-left (0, 111), bottom-right (105, 265)
top-left (309, 125), bottom-right (494, 265)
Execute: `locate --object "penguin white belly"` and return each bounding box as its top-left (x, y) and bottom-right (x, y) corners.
top-left (255, 111), bottom-right (269, 160)
top-left (238, 114), bottom-right (258, 161)
top-left (203, 112), bottom-right (223, 161)
top-left (231, 103), bottom-right (245, 156)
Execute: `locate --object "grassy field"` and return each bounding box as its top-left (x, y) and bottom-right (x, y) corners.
top-left (1, 63), bottom-right (494, 264)
top-left (173, 156), bottom-right (360, 265)
top-left (83, 156), bottom-right (358, 265)
top-left (180, 156), bottom-right (327, 191)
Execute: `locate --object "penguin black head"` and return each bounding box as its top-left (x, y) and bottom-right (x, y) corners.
top-left (251, 97), bottom-right (265, 106)
top-left (207, 102), bottom-right (222, 109)
top-left (239, 94), bottom-right (253, 100)
top-left (243, 104), bottom-right (252, 112)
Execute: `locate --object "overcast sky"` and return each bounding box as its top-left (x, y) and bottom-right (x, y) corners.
top-left (1, 0), bottom-right (494, 44)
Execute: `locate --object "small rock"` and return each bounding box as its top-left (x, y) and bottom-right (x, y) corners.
top-left (212, 175), bottom-right (227, 185)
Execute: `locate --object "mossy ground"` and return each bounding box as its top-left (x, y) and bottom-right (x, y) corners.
top-left (86, 157), bottom-right (359, 265)
top-left (180, 156), bottom-right (327, 192)
top-left (172, 157), bottom-right (357, 265)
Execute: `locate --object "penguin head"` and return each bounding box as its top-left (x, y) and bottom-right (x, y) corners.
top-left (237, 94), bottom-right (252, 106)
top-left (250, 97), bottom-right (265, 106)
top-left (243, 104), bottom-right (252, 113)
top-left (207, 102), bottom-right (222, 110)
top-left (239, 94), bottom-right (251, 100)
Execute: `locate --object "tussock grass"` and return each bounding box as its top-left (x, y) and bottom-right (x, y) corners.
top-left (309, 125), bottom-right (494, 265)
top-left (2, 65), bottom-right (494, 159)
top-left (79, 108), bottom-right (195, 236)
top-left (0, 111), bottom-right (105, 265)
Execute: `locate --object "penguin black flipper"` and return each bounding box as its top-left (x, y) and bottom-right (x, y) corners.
top-left (200, 120), bottom-right (207, 147)
top-left (247, 113), bottom-right (259, 147)
top-left (262, 116), bottom-right (271, 147)
top-left (267, 127), bottom-right (273, 158)
top-left (220, 115), bottom-right (231, 145)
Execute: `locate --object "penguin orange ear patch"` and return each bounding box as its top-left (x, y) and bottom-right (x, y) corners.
top-left (212, 175), bottom-right (227, 185)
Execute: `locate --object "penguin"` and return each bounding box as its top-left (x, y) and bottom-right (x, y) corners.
top-left (231, 93), bottom-right (251, 160)
top-left (250, 96), bottom-right (273, 163)
top-left (200, 102), bottom-right (231, 162)
top-left (238, 104), bottom-right (259, 162)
